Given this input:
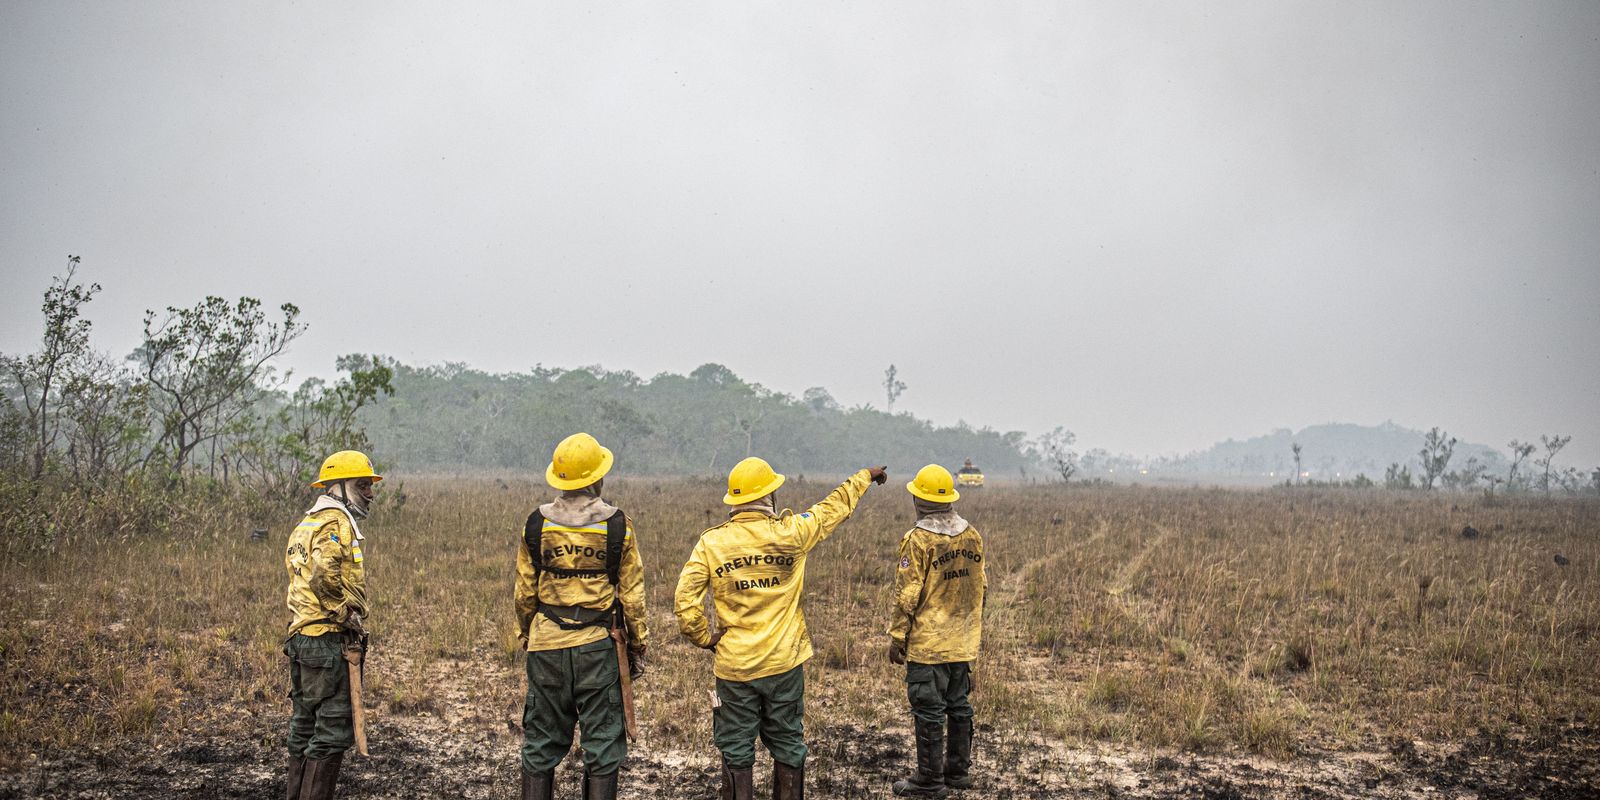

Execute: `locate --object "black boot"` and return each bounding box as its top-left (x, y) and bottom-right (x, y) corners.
top-left (521, 768), bottom-right (554, 800)
top-left (299, 752), bottom-right (344, 800)
top-left (945, 717), bottom-right (973, 790)
top-left (583, 769), bottom-right (618, 800)
top-left (773, 761), bottom-right (804, 800)
top-left (891, 721), bottom-right (948, 797)
top-left (720, 760), bottom-right (754, 800)
top-left (285, 755), bottom-right (306, 800)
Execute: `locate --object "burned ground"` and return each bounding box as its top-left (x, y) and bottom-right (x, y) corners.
top-left (5, 715), bottom-right (1596, 798)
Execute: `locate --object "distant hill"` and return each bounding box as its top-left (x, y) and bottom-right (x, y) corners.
top-left (1169, 422), bottom-right (1507, 481)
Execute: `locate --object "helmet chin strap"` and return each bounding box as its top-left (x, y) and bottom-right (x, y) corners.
top-left (562, 479), bottom-right (603, 499)
top-left (331, 480), bottom-right (370, 520)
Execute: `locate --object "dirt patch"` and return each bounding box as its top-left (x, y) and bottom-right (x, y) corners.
top-left (3, 719), bottom-right (1594, 799)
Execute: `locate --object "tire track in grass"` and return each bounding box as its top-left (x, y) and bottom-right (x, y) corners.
top-left (976, 518), bottom-right (1114, 724)
top-left (991, 517), bottom-right (1112, 629)
top-left (982, 516), bottom-right (1119, 673)
top-left (1104, 524), bottom-right (1171, 598)
top-left (1104, 523), bottom-right (1229, 677)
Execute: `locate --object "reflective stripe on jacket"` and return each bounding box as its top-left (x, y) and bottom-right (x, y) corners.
top-left (515, 497), bottom-right (649, 652)
top-left (888, 524), bottom-right (986, 664)
top-left (675, 470), bottom-right (873, 682)
top-left (285, 502), bottom-right (365, 638)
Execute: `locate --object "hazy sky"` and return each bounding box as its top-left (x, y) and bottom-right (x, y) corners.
top-left (3, 2), bottom-right (1597, 465)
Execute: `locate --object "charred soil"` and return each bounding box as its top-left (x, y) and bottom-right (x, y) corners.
top-left (3, 717), bottom-right (1595, 798)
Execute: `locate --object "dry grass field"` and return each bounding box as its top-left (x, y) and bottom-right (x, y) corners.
top-left (1, 477), bottom-right (1596, 798)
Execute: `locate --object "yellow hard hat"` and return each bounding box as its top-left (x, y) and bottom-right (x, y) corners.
top-left (312, 450), bottom-right (383, 488)
top-left (907, 464), bottom-right (959, 503)
top-left (724, 456), bottom-right (786, 505)
top-left (546, 432), bottom-right (614, 490)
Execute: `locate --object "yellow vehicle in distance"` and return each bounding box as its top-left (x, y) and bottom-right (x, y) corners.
top-left (956, 459), bottom-right (985, 487)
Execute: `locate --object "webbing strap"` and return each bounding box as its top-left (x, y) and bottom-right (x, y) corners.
top-left (523, 507), bottom-right (628, 630)
top-left (522, 509), bottom-right (626, 585)
top-left (538, 603), bottom-right (613, 631)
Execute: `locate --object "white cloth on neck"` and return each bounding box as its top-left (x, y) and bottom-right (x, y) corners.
top-left (915, 510), bottom-right (970, 537)
top-left (307, 494), bottom-right (364, 540)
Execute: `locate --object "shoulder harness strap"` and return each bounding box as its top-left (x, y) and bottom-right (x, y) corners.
top-left (604, 509), bottom-right (625, 587)
top-left (527, 508), bottom-right (629, 632)
top-left (523, 508), bottom-right (628, 584)
top-left (523, 509), bottom-right (546, 568)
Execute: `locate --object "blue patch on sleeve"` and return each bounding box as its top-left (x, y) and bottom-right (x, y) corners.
top-left (800, 512), bottom-right (812, 519)
top-left (330, 533), bottom-right (340, 543)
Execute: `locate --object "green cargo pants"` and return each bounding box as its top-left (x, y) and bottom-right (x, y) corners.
top-left (713, 665), bottom-right (806, 770)
top-left (522, 637), bottom-right (626, 775)
top-left (905, 661), bottom-right (973, 727)
top-left (285, 633), bottom-right (354, 760)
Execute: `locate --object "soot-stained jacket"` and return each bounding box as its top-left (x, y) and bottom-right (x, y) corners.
top-left (515, 494), bottom-right (649, 653)
top-left (285, 495), bottom-right (367, 638)
top-left (674, 470), bottom-right (873, 682)
top-left (888, 514), bottom-right (986, 664)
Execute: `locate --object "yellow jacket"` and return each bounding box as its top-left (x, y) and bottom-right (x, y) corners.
top-left (285, 496), bottom-right (367, 638)
top-left (515, 495), bottom-right (649, 652)
top-left (888, 514), bottom-right (986, 664)
top-left (675, 470), bottom-right (873, 682)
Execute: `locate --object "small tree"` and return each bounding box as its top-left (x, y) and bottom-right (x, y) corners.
top-left (883, 364), bottom-right (906, 414)
top-left (2, 257), bottom-right (100, 480)
top-left (58, 351), bottom-right (151, 486)
top-left (231, 354), bottom-right (394, 497)
top-left (1535, 434), bottom-right (1571, 495)
top-left (134, 296), bottom-right (305, 481)
top-left (1384, 462), bottom-right (1414, 490)
top-left (1483, 473), bottom-right (1505, 498)
top-left (1551, 466), bottom-right (1585, 495)
top-left (1417, 427), bottom-right (1456, 491)
top-left (1033, 426), bottom-right (1078, 482)
top-left (1291, 442), bottom-right (1303, 485)
top-left (1445, 456), bottom-right (1486, 493)
top-left (1506, 440), bottom-right (1536, 491)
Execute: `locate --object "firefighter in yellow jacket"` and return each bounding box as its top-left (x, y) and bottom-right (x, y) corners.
top-left (675, 457), bottom-right (888, 800)
top-left (888, 464), bottom-right (987, 797)
top-left (283, 450), bottom-right (382, 800)
top-left (515, 433), bottom-right (648, 800)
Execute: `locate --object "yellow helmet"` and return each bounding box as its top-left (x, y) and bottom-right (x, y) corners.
top-left (546, 432), bottom-right (614, 490)
top-left (907, 464), bottom-right (959, 503)
top-left (312, 450), bottom-right (383, 488)
top-left (724, 456), bottom-right (786, 505)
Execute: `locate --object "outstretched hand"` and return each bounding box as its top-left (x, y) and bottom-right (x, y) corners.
top-left (867, 466), bottom-right (888, 485)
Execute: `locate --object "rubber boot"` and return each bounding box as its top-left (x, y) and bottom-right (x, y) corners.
top-left (944, 717), bottom-right (974, 790)
top-left (583, 769), bottom-right (618, 800)
top-left (773, 761), bottom-right (804, 800)
top-left (299, 752), bottom-right (344, 800)
top-left (521, 768), bottom-right (554, 800)
top-left (285, 755), bottom-right (306, 800)
top-left (719, 760), bottom-right (754, 800)
top-left (891, 721), bottom-right (949, 797)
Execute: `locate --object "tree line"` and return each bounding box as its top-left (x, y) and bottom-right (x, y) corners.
top-left (7, 260), bottom-right (1589, 545)
top-left (1274, 426), bottom-right (1591, 495)
top-left (1373, 428), bottom-right (1587, 495)
top-left (0, 260), bottom-right (1047, 545)
top-left (359, 360), bottom-right (1038, 478)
